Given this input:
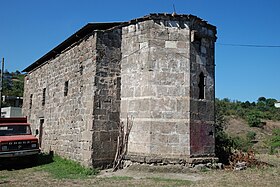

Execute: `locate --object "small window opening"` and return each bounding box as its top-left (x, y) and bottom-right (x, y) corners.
top-left (64, 81), bottom-right (69, 96)
top-left (29, 94), bottom-right (33, 109)
top-left (42, 88), bottom-right (46, 106)
top-left (198, 72), bottom-right (205, 99)
top-left (79, 65), bottom-right (84, 75)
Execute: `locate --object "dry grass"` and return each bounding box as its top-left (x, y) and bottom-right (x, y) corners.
top-left (194, 154), bottom-right (280, 187)
top-left (0, 154), bottom-right (279, 187)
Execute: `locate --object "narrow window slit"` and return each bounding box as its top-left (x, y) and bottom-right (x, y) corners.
top-left (198, 72), bottom-right (205, 99)
top-left (64, 81), bottom-right (69, 96)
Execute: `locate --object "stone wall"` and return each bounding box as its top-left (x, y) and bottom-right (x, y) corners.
top-left (121, 18), bottom-right (192, 161)
top-left (189, 23), bottom-right (216, 156)
top-left (23, 28), bottom-right (122, 167)
top-left (92, 29), bottom-right (122, 167)
top-left (23, 34), bottom-right (97, 167)
top-left (120, 16), bottom-right (216, 163)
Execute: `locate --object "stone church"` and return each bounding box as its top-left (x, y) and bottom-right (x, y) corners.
top-left (22, 14), bottom-right (217, 167)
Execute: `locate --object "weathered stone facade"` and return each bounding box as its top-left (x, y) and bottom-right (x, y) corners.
top-left (23, 14), bottom-right (217, 167)
top-left (120, 15), bottom-right (216, 163)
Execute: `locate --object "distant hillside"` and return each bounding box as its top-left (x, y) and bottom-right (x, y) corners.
top-left (216, 97), bottom-right (280, 153)
top-left (2, 70), bottom-right (24, 97)
top-left (225, 116), bottom-right (280, 153)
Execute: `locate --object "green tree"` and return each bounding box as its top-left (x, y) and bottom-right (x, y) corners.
top-left (216, 97), bottom-right (280, 125)
top-left (246, 111), bottom-right (263, 128)
top-left (258, 96), bottom-right (266, 103)
top-left (215, 100), bottom-right (233, 164)
top-left (266, 98), bottom-right (277, 108)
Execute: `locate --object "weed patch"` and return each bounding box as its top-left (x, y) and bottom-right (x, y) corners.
top-left (0, 175), bottom-right (8, 179)
top-left (34, 155), bottom-right (99, 179)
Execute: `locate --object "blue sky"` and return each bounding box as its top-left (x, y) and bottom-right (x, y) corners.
top-left (0, 0), bottom-right (279, 102)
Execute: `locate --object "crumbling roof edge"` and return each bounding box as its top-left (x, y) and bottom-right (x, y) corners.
top-left (121, 13), bottom-right (216, 30)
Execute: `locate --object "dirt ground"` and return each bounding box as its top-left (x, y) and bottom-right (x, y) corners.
top-left (0, 154), bottom-right (279, 187)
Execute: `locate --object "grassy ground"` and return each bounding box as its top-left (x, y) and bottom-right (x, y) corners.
top-left (33, 155), bottom-right (98, 179)
top-left (0, 154), bottom-right (279, 187)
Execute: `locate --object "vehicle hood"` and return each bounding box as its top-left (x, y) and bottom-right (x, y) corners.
top-left (0, 135), bottom-right (38, 142)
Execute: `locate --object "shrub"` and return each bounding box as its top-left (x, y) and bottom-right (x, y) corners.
top-left (269, 128), bottom-right (280, 154)
top-left (232, 136), bottom-right (253, 152)
top-left (215, 101), bottom-right (233, 164)
top-left (246, 131), bottom-right (256, 140)
top-left (246, 112), bottom-right (263, 128)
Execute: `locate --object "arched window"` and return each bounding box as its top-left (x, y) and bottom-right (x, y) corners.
top-left (198, 72), bottom-right (205, 99)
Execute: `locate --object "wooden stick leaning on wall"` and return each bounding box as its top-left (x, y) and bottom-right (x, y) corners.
top-left (113, 116), bottom-right (133, 171)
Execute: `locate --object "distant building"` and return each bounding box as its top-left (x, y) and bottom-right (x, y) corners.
top-left (2, 96), bottom-right (23, 107)
top-left (1, 107), bottom-right (23, 118)
top-left (275, 101), bottom-right (280, 108)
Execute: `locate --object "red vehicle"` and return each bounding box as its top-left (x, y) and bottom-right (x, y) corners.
top-left (0, 117), bottom-right (40, 159)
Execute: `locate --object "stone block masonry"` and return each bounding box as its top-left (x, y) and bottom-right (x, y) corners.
top-left (22, 13), bottom-right (217, 167)
top-left (23, 29), bottom-right (122, 167)
top-left (23, 34), bottom-right (98, 167)
top-left (92, 29), bottom-right (122, 166)
top-left (121, 15), bottom-right (216, 163)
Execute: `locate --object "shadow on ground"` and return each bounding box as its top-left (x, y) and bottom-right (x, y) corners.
top-left (0, 153), bottom-right (53, 171)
